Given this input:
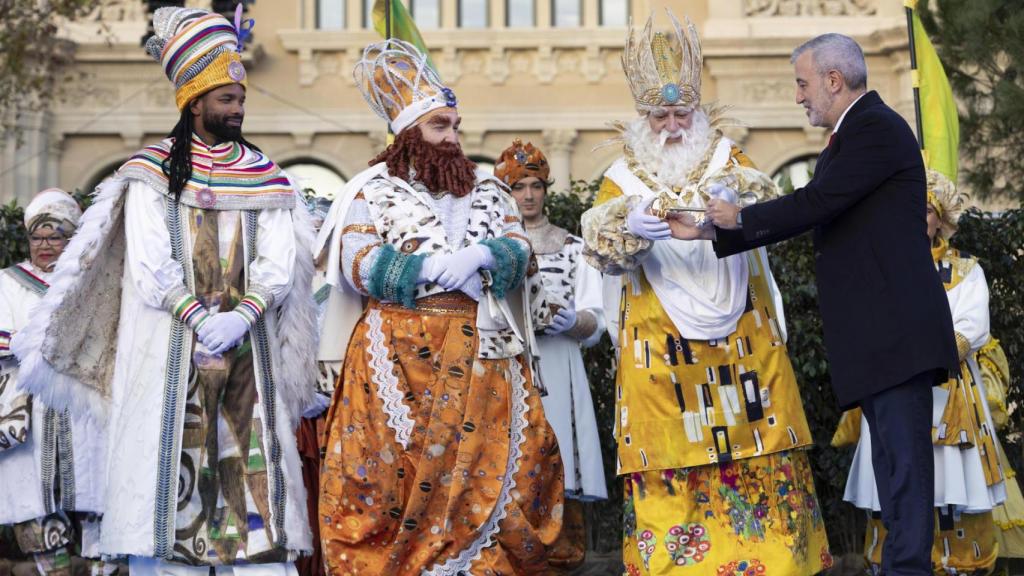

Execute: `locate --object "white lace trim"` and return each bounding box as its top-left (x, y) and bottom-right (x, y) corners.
top-left (366, 309), bottom-right (414, 450)
top-left (422, 357), bottom-right (531, 576)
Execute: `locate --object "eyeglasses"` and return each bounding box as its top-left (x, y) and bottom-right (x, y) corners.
top-left (29, 235), bottom-right (67, 247)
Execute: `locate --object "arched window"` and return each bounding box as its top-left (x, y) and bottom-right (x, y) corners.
top-left (282, 160), bottom-right (347, 199)
top-left (82, 160), bottom-right (127, 195)
top-left (772, 154), bottom-right (817, 193)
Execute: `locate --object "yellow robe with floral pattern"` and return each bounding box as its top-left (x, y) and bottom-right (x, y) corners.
top-left (590, 145), bottom-right (831, 576)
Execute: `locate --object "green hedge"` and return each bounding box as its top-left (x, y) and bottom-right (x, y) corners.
top-left (546, 182), bottom-right (1024, 555)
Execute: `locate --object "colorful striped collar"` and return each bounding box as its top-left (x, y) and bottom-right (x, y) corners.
top-left (4, 262), bottom-right (50, 295)
top-left (117, 134), bottom-right (296, 211)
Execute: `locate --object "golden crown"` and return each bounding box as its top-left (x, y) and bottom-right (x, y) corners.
top-left (622, 10), bottom-right (702, 110)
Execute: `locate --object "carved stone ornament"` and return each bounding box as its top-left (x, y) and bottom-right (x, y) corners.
top-left (743, 0), bottom-right (877, 17)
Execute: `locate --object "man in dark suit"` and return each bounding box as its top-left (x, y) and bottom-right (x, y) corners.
top-left (691, 34), bottom-right (959, 575)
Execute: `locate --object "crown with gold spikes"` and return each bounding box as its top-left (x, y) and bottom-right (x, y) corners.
top-left (926, 169), bottom-right (968, 240)
top-left (622, 10), bottom-right (702, 111)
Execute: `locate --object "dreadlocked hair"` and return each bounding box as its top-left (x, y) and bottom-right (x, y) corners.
top-left (163, 105), bottom-right (264, 200)
top-left (370, 126), bottom-right (477, 198)
top-left (163, 108), bottom-right (194, 200)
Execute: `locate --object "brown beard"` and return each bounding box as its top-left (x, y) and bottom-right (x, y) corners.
top-left (370, 126), bottom-right (477, 197)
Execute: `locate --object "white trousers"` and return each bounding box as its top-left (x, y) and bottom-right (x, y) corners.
top-left (128, 557), bottom-right (298, 576)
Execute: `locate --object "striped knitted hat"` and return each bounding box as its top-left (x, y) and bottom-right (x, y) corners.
top-left (144, 7), bottom-right (251, 111)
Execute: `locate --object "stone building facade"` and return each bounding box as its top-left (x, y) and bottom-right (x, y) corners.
top-left (1, 0), bottom-right (949, 205)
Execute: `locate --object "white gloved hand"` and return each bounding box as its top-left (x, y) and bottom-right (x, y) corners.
top-left (707, 183), bottom-right (739, 203)
top-left (196, 311), bottom-right (250, 355)
top-left (626, 196), bottom-right (672, 241)
top-left (302, 392), bottom-right (332, 419)
top-left (545, 306), bottom-right (578, 336)
top-left (418, 255), bottom-right (444, 285)
top-left (434, 245), bottom-right (495, 291)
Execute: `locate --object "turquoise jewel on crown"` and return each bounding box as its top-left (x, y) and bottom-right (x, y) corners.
top-left (662, 83), bottom-right (681, 104)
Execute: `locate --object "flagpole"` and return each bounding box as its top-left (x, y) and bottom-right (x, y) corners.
top-left (906, 4), bottom-right (925, 150)
top-left (385, 0), bottom-right (392, 39)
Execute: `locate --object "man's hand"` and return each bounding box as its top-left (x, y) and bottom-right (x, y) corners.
top-left (665, 212), bottom-right (715, 241)
top-left (707, 198), bottom-right (742, 230)
top-left (626, 197), bottom-right (672, 241)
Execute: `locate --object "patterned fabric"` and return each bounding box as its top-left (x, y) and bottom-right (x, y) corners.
top-left (170, 292), bottom-right (211, 331)
top-left (118, 134), bottom-right (294, 211)
top-left (143, 8), bottom-right (248, 111)
top-left (319, 297), bottom-right (564, 574)
top-left (0, 368), bottom-right (30, 452)
top-left (865, 509), bottom-right (997, 575)
top-left (621, 451), bottom-right (830, 575)
top-left (346, 174), bottom-right (534, 360)
top-left (597, 179), bottom-right (809, 473)
top-left (169, 207), bottom-right (281, 565)
top-left (547, 498), bottom-right (586, 574)
top-left (494, 139), bottom-right (550, 186)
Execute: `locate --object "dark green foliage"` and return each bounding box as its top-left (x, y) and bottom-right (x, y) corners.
top-left (544, 180), bottom-right (1023, 556)
top-left (953, 208), bottom-right (1024, 473)
top-left (0, 201), bottom-right (28, 269)
top-left (918, 0), bottom-right (1024, 203)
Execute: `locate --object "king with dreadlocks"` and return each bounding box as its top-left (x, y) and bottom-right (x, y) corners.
top-left (313, 39), bottom-right (565, 574)
top-left (12, 7), bottom-right (318, 575)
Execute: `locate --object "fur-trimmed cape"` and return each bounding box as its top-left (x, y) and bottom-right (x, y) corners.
top-left (11, 174), bottom-right (319, 425)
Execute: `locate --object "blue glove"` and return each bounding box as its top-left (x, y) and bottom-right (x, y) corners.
top-left (196, 311), bottom-right (250, 355)
top-left (545, 306), bottom-right (578, 336)
top-left (433, 245), bottom-right (494, 292)
top-left (627, 196), bottom-right (672, 241)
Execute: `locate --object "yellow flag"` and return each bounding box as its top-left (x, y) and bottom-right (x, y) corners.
top-left (371, 0), bottom-right (436, 72)
top-left (906, 0), bottom-right (960, 181)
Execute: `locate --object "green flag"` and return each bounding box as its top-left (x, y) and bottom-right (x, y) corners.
top-left (906, 0), bottom-right (960, 181)
top-left (372, 0), bottom-right (436, 71)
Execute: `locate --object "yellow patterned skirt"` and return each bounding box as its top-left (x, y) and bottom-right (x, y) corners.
top-left (319, 296), bottom-right (564, 575)
top-left (865, 509), bottom-right (997, 574)
top-left (621, 450), bottom-right (831, 575)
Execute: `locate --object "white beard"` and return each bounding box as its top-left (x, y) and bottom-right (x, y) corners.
top-left (622, 111), bottom-right (713, 190)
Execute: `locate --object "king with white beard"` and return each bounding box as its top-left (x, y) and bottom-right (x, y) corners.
top-left (580, 11), bottom-right (832, 575)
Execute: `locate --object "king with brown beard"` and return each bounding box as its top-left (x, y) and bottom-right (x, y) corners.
top-left (314, 39), bottom-right (565, 575)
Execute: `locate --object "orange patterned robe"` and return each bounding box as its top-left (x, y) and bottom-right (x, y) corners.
top-left (319, 296), bottom-right (564, 575)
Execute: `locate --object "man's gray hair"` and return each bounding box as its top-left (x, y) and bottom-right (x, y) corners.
top-left (791, 33), bottom-right (868, 90)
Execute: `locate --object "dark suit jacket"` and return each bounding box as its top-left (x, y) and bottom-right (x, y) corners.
top-left (714, 91), bottom-right (958, 408)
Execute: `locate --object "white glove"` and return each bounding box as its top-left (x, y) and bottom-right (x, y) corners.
top-left (197, 311), bottom-right (250, 355)
top-left (302, 392), bottom-right (332, 419)
top-left (545, 306), bottom-right (577, 336)
top-left (418, 255), bottom-right (444, 285)
top-left (626, 196), bottom-right (672, 241)
top-left (434, 245), bottom-right (495, 291)
top-left (707, 183), bottom-right (738, 203)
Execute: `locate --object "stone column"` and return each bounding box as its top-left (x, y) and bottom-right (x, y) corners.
top-left (542, 128), bottom-right (578, 193)
top-left (0, 111), bottom-right (52, 205)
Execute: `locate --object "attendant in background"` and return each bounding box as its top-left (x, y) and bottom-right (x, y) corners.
top-left (496, 139), bottom-right (608, 573)
top-left (0, 189), bottom-right (110, 574)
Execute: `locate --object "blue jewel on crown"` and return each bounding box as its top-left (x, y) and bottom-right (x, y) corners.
top-left (515, 151), bottom-right (528, 164)
top-left (662, 83), bottom-right (681, 105)
top-left (441, 87), bottom-right (457, 108)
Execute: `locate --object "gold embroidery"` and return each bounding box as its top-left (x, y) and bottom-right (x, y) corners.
top-left (343, 224), bottom-right (378, 236)
top-left (352, 243), bottom-right (381, 293)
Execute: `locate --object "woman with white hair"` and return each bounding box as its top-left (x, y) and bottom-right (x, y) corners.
top-left (0, 188), bottom-right (108, 574)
